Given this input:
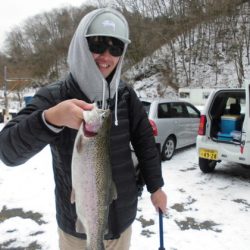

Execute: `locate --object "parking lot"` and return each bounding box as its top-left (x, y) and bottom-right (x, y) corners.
top-left (134, 145), bottom-right (250, 250)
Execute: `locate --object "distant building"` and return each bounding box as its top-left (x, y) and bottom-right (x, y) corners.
top-left (178, 88), bottom-right (215, 106)
top-left (0, 108), bottom-right (18, 123)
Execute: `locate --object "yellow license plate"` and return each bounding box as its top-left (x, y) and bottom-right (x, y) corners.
top-left (199, 148), bottom-right (218, 160)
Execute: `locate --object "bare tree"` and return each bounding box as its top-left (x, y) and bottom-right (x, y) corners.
top-left (5, 6), bottom-right (92, 80)
top-left (229, 13), bottom-right (245, 87)
top-left (239, 3), bottom-right (250, 65)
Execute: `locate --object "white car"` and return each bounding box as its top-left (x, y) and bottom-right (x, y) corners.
top-left (196, 83), bottom-right (250, 173)
top-left (140, 99), bottom-right (200, 160)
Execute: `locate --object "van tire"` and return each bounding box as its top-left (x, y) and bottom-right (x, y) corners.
top-left (199, 157), bottom-right (216, 173)
top-left (162, 136), bottom-right (176, 161)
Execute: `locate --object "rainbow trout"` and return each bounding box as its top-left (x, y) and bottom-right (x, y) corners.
top-left (71, 105), bottom-right (117, 250)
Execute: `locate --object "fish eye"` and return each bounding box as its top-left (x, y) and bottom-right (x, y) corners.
top-left (100, 112), bottom-right (106, 119)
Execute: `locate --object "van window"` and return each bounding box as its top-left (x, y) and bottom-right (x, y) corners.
top-left (170, 103), bottom-right (188, 118)
top-left (141, 101), bottom-right (151, 115)
top-left (158, 103), bottom-right (170, 118)
top-left (210, 91), bottom-right (245, 117)
top-left (240, 99), bottom-right (246, 114)
top-left (186, 104), bottom-right (200, 118)
top-left (180, 92), bottom-right (190, 98)
top-left (224, 97), bottom-right (245, 115)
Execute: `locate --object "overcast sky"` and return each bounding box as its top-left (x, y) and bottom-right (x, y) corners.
top-left (0, 0), bottom-right (87, 50)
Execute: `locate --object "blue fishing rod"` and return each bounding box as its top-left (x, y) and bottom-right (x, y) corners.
top-left (159, 209), bottom-right (165, 250)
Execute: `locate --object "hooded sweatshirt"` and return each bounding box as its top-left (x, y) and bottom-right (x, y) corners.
top-left (67, 8), bottom-right (130, 124)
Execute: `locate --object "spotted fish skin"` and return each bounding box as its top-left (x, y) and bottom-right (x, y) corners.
top-left (71, 107), bottom-right (117, 250)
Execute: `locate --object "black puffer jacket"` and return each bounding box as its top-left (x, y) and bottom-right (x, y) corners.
top-left (0, 74), bottom-right (164, 239)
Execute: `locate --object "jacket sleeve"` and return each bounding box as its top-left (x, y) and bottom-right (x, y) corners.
top-left (128, 87), bottom-right (164, 193)
top-left (0, 86), bottom-right (61, 166)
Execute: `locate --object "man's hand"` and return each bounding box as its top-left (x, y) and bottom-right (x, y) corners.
top-left (44, 99), bottom-right (93, 130)
top-left (151, 188), bottom-right (167, 214)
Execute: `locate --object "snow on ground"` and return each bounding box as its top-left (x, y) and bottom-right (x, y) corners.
top-left (0, 123), bottom-right (250, 249)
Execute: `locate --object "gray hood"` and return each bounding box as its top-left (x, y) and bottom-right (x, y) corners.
top-left (67, 8), bottom-right (129, 111)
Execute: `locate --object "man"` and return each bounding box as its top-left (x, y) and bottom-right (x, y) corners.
top-left (0, 8), bottom-right (167, 250)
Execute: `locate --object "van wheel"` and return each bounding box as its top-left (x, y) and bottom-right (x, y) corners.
top-left (199, 157), bottom-right (217, 173)
top-left (162, 136), bottom-right (176, 161)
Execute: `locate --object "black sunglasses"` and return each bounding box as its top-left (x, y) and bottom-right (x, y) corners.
top-left (87, 36), bottom-right (124, 57)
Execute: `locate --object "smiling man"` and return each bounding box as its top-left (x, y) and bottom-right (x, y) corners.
top-left (87, 36), bottom-right (124, 78)
top-left (0, 7), bottom-right (167, 250)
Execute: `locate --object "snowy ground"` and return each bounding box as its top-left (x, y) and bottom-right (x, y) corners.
top-left (0, 123), bottom-right (250, 250)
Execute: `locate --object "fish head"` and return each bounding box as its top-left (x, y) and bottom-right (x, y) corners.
top-left (83, 105), bottom-right (111, 137)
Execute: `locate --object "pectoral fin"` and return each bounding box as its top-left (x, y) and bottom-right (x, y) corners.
top-left (76, 135), bottom-right (84, 153)
top-left (111, 181), bottom-right (118, 202)
top-left (75, 218), bottom-right (86, 233)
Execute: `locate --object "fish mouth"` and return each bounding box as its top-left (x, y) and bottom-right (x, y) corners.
top-left (83, 123), bottom-right (98, 137)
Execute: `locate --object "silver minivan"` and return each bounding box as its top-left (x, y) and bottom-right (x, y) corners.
top-left (140, 99), bottom-right (200, 160)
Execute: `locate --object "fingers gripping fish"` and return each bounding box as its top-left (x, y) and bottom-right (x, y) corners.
top-left (71, 104), bottom-right (117, 250)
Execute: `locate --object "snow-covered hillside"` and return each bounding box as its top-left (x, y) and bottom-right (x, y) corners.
top-left (124, 2), bottom-right (250, 99)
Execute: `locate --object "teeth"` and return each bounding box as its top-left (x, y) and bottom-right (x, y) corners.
top-left (98, 63), bottom-right (109, 68)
